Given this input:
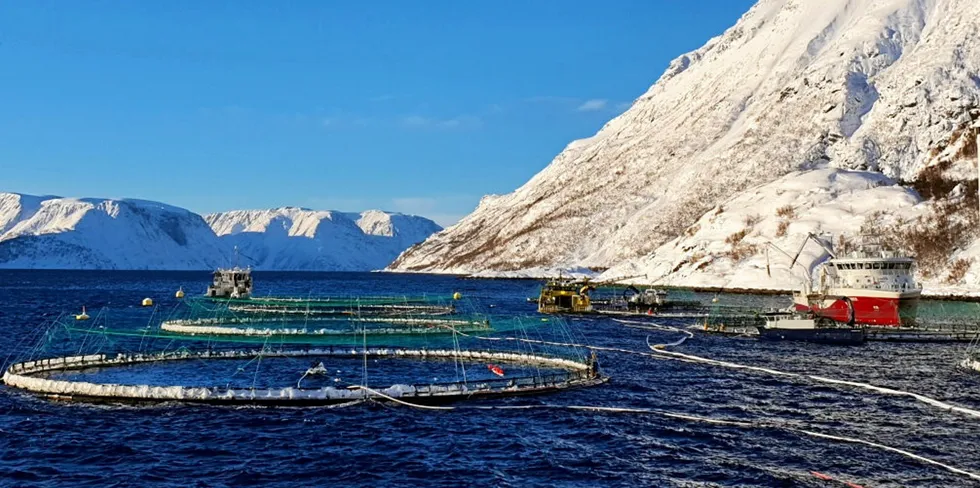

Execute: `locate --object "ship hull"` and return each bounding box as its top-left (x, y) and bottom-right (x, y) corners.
top-left (793, 289), bottom-right (920, 327)
top-left (757, 327), bottom-right (866, 345)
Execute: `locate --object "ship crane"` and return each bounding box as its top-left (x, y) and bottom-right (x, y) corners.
top-left (591, 274), bottom-right (648, 287)
top-left (789, 232), bottom-right (837, 268)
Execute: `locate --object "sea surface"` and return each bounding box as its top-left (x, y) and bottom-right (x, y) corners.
top-left (1, 270), bottom-right (979, 487)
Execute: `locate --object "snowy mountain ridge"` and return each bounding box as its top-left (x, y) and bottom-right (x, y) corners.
top-left (205, 207), bottom-right (441, 271)
top-left (0, 193), bottom-right (440, 270)
top-left (389, 0), bottom-right (980, 293)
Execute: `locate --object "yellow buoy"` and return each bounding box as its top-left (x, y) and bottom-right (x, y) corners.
top-left (452, 292), bottom-right (462, 300)
top-left (75, 307), bottom-right (90, 321)
top-left (141, 298), bottom-right (153, 307)
top-left (175, 287), bottom-right (185, 299)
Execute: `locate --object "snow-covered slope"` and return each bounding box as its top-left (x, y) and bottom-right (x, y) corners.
top-left (598, 168), bottom-right (925, 288)
top-left (0, 193), bottom-right (441, 271)
top-left (0, 193), bottom-right (226, 269)
top-left (205, 208), bottom-right (441, 271)
top-left (390, 0), bottom-right (980, 290)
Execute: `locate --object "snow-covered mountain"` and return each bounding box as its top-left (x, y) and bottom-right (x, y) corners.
top-left (205, 208), bottom-right (442, 271)
top-left (0, 193), bottom-right (226, 269)
top-left (0, 193), bottom-right (441, 271)
top-left (390, 0), bottom-right (980, 293)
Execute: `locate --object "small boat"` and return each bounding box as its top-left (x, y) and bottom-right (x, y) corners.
top-left (537, 277), bottom-right (595, 314)
top-left (305, 362), bottom-right (328, 375)
top-left (206, 267), bottom-right (253, 299)
top-left (487, 364), bottom-right (505, 377)
top-left (757, 313), bottom-right (865, 345)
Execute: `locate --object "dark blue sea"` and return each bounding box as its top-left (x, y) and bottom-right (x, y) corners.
top-left (1, 270), bottom-right (980, 487)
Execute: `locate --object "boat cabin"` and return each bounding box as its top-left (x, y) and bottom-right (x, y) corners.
top-left (538, 279), bottom-right (593, 314)
top-left (206, 267), bottom-right (253, 299)
top-left (815, 246), bottom-right (920, 294)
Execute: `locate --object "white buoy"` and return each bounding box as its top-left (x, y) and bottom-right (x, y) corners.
top-left (141, 298), bottom-right (153, 307)
top-left (453, 292), bottom-right (462, 300)
top-left (175, 288), bottom-right (185, 299)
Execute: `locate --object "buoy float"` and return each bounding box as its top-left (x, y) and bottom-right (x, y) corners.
top-left (141, 298), bottom-right (153, 307)
top-left (452, 292), bottom-right (462, 300)
top-left (175, 288), bottom-right (185, 299)
top-left (487, 364), bottom-right (505, 377)
top-left (75, 307), bottom-right (90, 321)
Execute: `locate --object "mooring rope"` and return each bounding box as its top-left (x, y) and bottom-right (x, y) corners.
top-left (349, 385), bottom-right (980, 483)
top-left (442, 321), bottom-right (980, 422)
top-left (643, 344), bottom-right (980, 420)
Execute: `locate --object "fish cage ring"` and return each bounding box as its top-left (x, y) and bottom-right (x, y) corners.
top-left (2, 347), bottom-right (606, 406)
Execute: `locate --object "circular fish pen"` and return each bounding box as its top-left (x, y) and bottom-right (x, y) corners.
top-left (159, 316), bottom-right (493, 337)
top-left (2, 346), bottom-right (604, 406)
top-left (3, 295), bottom-right (606, 407)
top-left (168, 295), bottom-right (485, 339)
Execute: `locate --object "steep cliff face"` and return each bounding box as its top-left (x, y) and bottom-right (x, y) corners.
top-left (205, 208), bottom-right (441, 271)
top-left (389, 0), bottom-right (980, 283)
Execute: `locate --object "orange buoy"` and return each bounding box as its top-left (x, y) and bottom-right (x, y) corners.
top-left (487, 364), bottom-right (505, 377)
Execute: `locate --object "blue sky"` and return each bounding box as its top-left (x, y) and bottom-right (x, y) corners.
top-left (0, 1), bottom-right (755, 226)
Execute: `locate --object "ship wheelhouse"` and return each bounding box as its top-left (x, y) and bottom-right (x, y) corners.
top-left (821, 253), bottom-right (920, 294)
top-left (205, 267), bottom-right (253, 299)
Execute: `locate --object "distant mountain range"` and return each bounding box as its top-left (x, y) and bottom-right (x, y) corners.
top-left (0, 192), bottom-right (441, 270)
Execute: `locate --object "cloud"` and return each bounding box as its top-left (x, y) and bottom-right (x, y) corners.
top-left (400, 115), bottom-right (482, 130)
top-left (525, 96), bottom-right (579, 105)
top-left (401, 115), bottom-right (431, 128)
top-left (391, 197), bottom-right (438, 214)
top-left (576, 99), bottom-right (608, 112)
top-left (390, 196), bottom-right (476, 227)
top-left (426, 214), bottom-right (466, 228)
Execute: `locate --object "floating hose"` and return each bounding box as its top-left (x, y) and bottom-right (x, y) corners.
top-left (445, 322), bottom-right (980, 421)
top-left (643, 342), bottom-right (980, 420)
top-left (351, 385), bottom-right (980, 483)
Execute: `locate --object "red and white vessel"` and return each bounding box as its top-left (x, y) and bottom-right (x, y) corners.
top-left (791, 236), bottom-right (921, 327)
